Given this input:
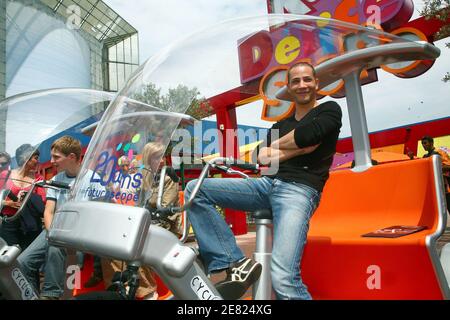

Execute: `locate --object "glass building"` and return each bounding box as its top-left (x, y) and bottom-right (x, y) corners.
top-left (0, 0), bottom-right (139, 149)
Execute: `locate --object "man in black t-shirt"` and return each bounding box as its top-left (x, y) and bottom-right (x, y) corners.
top-left (185, 62), bottom-right (342, 300)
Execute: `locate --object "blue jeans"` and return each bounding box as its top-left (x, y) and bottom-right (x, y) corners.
top-left (0, 218), bottom-right (41, 251)
top-left (17, 229), bottom-right (67, 298)
top-left (185, 176), bottom-right (321, 300)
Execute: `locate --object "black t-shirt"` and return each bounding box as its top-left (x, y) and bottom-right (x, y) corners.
top-left (263, 101), bottom-right (342, 192)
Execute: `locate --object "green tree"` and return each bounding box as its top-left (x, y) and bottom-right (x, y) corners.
top-left (162, 85), bottom-right (200, 113)
top-left (421, 0), bottom-right (450, 82)
top-left (133, 83), bottom-right (164, 109)
top-left (133, 83), bottom-right (214, 119)
top-left (132, 83), bottom-right (215, 158)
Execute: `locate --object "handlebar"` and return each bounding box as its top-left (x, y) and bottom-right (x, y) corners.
top-left (229, 161), bottom-right (260, 173)
top-left (38, 180), bottom-right (71, 190)
top-left (1, 179), bottom-right (70, 224)
top-left (156, 157), bottom-right (260, 215)
top-left (207, 157), bottom-right (260, 182)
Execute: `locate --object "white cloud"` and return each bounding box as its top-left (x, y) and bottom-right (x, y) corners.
top-left (104, 0), bottom-right (267, 61)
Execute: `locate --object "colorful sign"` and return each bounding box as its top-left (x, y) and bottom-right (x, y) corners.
top-left (267, 0), bottom-right (414, 30)
top-left (380, 27), bottom-right (436, 78)
top-left (239, 1), bottom-right (419, 83)
top-left (237, 0), bottom-right (435, 121)
top-left (88, 133), bottom-right (145, 205)
top-left (240, 21), bottom-right (387, 120)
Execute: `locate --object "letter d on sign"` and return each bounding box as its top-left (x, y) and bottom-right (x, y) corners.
top-left (366, 265), bottom-right (381, 290)
top-left (238, 30), bottom-right (273, 83)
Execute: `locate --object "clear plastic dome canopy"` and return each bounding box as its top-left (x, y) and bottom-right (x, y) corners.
top-left (3, 14), bottom-right (428, 208)
top-left (0, 88), bottom-right (114, 207)
top-left (71, 14), bottom-right (431, 207)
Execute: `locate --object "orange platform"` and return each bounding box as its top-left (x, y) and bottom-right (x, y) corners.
top-left (302, 157), bottom-right (448, 299)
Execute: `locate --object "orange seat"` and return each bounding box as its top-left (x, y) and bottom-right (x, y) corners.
top-left (301, 157), bottom-right (449, 299)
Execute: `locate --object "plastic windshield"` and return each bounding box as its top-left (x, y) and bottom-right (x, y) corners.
top-left (0, 88), bottom-right (114, 214)
top-left (68, 14), bottom-right (424, 208)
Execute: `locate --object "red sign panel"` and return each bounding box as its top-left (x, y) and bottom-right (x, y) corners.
top-left (267, 0), bottom-right (414, 30)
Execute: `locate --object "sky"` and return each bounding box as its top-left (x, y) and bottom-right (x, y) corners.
top-left (103, 0), bottom-right (450, 138)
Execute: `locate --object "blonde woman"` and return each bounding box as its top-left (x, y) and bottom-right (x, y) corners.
top-left (102, 142), bottom-right (181, 300)
top-left (141, 141), bottom-right (181, 235)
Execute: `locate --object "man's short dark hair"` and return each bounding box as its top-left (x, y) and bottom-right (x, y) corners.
top-left (421, 135), bottom-right (434, 144)
top-left (287, 61), bottom-right (317, 83)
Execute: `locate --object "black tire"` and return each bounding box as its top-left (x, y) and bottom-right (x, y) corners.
top-left (72, 291), bottom-right (125, 300)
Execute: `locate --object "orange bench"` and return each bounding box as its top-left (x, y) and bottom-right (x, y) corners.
top-left (301, 157), bottom-right (449, 299)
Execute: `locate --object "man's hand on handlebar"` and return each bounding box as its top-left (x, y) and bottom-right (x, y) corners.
top-left (209, 157), bottom-right (259, 179)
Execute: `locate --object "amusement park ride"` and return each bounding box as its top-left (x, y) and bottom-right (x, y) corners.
top-left (1, 0), bottom-right (450, 300)
top-left (210, 0), bottom-right (450, 235)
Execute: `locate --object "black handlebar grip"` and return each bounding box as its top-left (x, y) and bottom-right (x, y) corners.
top-left (231, 162), bottom-right (259, 172)
top-left (46, 180), bottom-right (71, 189)
top-left (154, 207), bottom-right (176, 218)
top-left (214, 165), bottom-right (230, 173)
